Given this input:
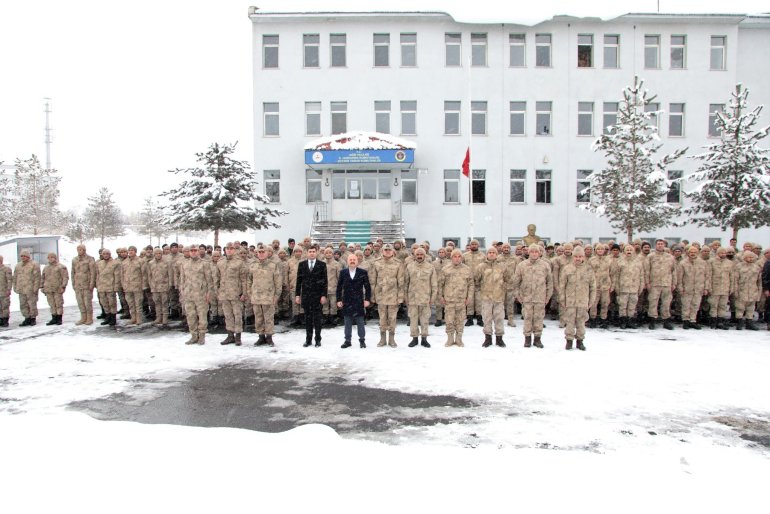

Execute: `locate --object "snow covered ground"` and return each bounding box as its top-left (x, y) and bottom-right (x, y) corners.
top-left (1, 314), bottom-right (769, 512)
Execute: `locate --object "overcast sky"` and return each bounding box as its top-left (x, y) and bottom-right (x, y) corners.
top-left (1, 0), bottom-right (767, 214)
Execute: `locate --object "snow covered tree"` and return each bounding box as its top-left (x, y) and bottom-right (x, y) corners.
top-left (160, 142), bottom-right (284, 246)
top-left (64, 211), bottom-right (91, 244)
top-left (0, 164), bottom-right (12, 235)
top-left (684, 84), bottom-right (770, 241)
top-left (138, 197), bottom-right (169, 246)
top-left (9, 155), bottom-right (66, 235)
top-left (84, 187), bottom-right (125, 249)
top-left (586, 76), bottom-right (687, 243)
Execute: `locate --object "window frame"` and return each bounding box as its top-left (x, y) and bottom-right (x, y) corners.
top-left (535, 101), bottom-right (552, 136)
top-left (305, 101), bottom-right (321, 136)
top-left (470, 169), bottom-right (486, 204)
top-left (577, 101), bottom-right (594, 136)
top-left (577, 34), bottom-right (594, 68)
top-left (303, 33), bottom-right (320, 68)
top-left (669, 103), bottom-right (685, 137)
top-left (330, 101), bottom-right (347, 135)
top-left (576, 169), bottom-right (592, 204)
top-left (445, 33), bottom-right (462, 67)
top-left (602, 102), bottom-right (618, 135)
top-left (263, 102), bottom-right (279, 137)
top-left (509, 169), bottom-right (526, 204)
top-left (708, 104), bottom-right (724, 137)
top-left (400, 100), bottom-right (417, 136)
top-left (471, 33), bottom-right (488, 67)
top-left (509, 33), bottom-right (526, 67)
top-left (644, 34), bottom-right (660, 69)
top-left (666, 170), bottom-right (683, 204)
top-left (710, 36), bottom-right (726, 71)
top-left (509, 101), bottom-right (526, 136)
top-left (262, 34), bottom-right (279, 69)
top-left (603, 34), bottom-right (619, 69)
top-left (306, 175), bottom-right (322, 204)
top-left (535, 33), bottom-right (552, 67)
top-left (444, 100), bottom-right (461, 136)
top-left (443, 169), bottom-right (461, 204)
top-left (374, 100), bottom-right (391, 134)
top-left (400, 33), bottom-right (417, 67)
top-left (670, 34), bottom-right (686, 69)
top-left (373, 33), bottom-right (390, 67)
top-left (471, 101), bottom-right (487, 136)
top-left (330, 33), bottom-right (347, 67)
top-left (535, 169), bottom-right (552, 204)
top-left (264, 170), bottom-right (281, 204)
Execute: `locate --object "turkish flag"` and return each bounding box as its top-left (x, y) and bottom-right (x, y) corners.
top-left (462, 147), bottom-right (470, 177)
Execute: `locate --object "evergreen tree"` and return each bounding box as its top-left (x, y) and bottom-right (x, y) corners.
top-left (160, 142), bottom-right (284, 246)
top-left (64, 211), bottom-right (91, 244)
top-left (0, 164), bottom-right (11, 235)
top-left (586, 76), bottom-right (687, 242)
top-left (9, 155), bottom-right (66, 235)
top-left (84, 187), bottom-right (125, 249)
top-left (684, 84), bottom-right (770, 241)
top-left (139, 197), bottom-right (169, 246)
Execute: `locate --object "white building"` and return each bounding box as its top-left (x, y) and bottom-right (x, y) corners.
top-left (250, 9), bottom-right (770, 248)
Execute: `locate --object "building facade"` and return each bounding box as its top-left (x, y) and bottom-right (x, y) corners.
top-left (250, 9), bottom-right (770, 247)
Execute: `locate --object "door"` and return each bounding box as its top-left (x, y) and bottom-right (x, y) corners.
top-left (331, 171), bottom-right (392, 221)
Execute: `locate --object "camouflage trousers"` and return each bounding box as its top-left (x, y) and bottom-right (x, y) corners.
top-left (98, 291), bottom-right (117, 315)
top-left (1, 295), bottom-right (10, 318)
top-left (323, 293), bottom-right (338, 316)
top-left (407, 303), bottom-right (430, 337)
top-left (709, 294), bottom-right (730, 319)
top-left (168, 287), bottom-right (180, 315)
top-left (124, 291), bottom-right (144, 323)
top-left (590, 290), bottom-right (611, 319)
top-left (18, 293), bottom-right (38, 318)
top-left (184, 300), bottom-right (209, 338)
top-left (481, 300), bottom-right (505, 336)
top-left (45, 292), bottom-right (64, 315)
top-left (378, 304), bottom-right (399, 333)
top-left (209, 297), bottom-right (222, 317)
top-left (221, 299), bottom-right (243, 333)
top-left (505, 290), bottom-right (517, 327)
top-left (118, 289), bottom-right (128, 312)
top-left (434, 302), bottom-right (444, 322)
top-left (563, 306), bottom-right (589, 341)
top-left (253, 303), bottom-right (276, 334)
top-left (616, 292), bottom-right (639, 318)
top-left (152, 292), bottom-right (169, 324)
top-left (522, 302), bottom-right (546, 336)
top-left (444, 302), bottom-right (466, 336)
top-left (647, 286), bottom-right (673, 320)
top-left (75, 288), bottom-right (94, 317)
top-left (681, 293), bottom-right (703, 322)
top-left (734, 300), bottom-right (756, 320)
top-left (466, 287), bottom-right (481, 316)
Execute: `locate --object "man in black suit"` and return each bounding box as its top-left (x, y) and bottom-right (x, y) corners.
top-left (336, 253), bottom-right (371, 348)
top-left (295, 246), bottom-right (328, 347)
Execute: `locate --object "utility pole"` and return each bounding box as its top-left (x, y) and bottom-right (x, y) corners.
top-left (44, 97), bottom-right (52, 170)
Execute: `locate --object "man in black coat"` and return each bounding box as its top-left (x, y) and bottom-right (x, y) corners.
top-left (336, 253), bottom-right (372, 348)
top-left (295, 246), bottom-right (328, 346)
top-left (762, 257), bottom-right (770, 330)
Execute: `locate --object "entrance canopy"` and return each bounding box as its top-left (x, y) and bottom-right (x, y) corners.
top-left (304, 131), bottom-right (416, 169)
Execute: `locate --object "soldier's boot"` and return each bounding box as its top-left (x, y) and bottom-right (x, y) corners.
top-left (444, 332), bottom-right (455, 347)
top-left (746, 319), bottom-right (759, 331)
top-left (691, 320), bottom-right (702, 330)
top-left (524, 335), bottom-right (532, 348)
top-left (576, 340), bottom-right (586, 351)
top-left (120, 309), bottom-right (132, 320)
top-left (663, 319), bottom-right (674, 330)
top-left (85, 310), bottom-right (94, 326)
top-left (455, 333), bottom-right (465, 347)
top-left (482, 334), bottom-right (492, 348)
top-left (101, 313), bottom-right (111, 326)
top-left (220, 332), bottom-right (236, 345)
top-left (495, 335), bottom-right (506, 348)
top-left (46, 315), bottom-right (57, 326)
top-left (565, 338), bottom-right (573, 350)
top-left (588, 317), bottom-right (596, 328)
top-left (420, 336), bottom-right (430, 348)
top-left (533, 335), bottom-right (544, 348)
top-left (75, 311), bottom-right (86, 326)
top-left (628, 316), bottom-right (639, 329)
top-left (0, 318), bottom-right (7, 327)
top-left (476, 315), bottom-right (484, 326)
top-left (719, 318), bottom-right (730, 330)
top-left (197, 333), bottom-right (206, 345)
top-left (97, 309), bottom-right (106, 320)
top-left (234, 333), bottom-right (242, 346)
top-left (648, 318), bottom-right (657, 330)
top-left (255, 334), bottom-right (267, 346)
top-left (20, 317), bottom-right (30, 327)
top-left (600, 318), bottom-right (610, 329)
top-left (736, 319), bottom-right (745, 331)
top-left (434, 319), bottom-right (444, 327)
top-left (388, 331), bottom-right (397, 348)
top-left (108, 314), bottom-right (117, 327)
top-left (265, 334), bottom-right (275, 347)
top-left (57, 314), bottom-right (63, 325)
top-left (464, 316), bottom-right (474, 327)
top-left (28, 317), bottom-right (36, 326)
top-left (682, 320), bottom-right (691, 329)
top-left (408, 337), bottom-right (419, 347)
top-left (377, 331), bottom-right (387, 347)
top-left (619, 317), bottom-right (628, 329)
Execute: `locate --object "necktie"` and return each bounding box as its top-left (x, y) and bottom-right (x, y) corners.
top-left (310, 261), bottom-right (314, 271)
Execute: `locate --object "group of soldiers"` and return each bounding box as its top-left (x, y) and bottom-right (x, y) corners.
top-left (1, 235), bottom-right (768, 351)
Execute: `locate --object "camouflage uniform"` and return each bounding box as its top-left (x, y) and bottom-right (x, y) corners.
top-left (71, 251), bottom-right (97, 324)
top-left (512, 254), bottom-right (553, 339)
top-left (677, 253), bottom-right (711, 324)
top-left (475, 255), bottom-right (511, 338)
top-left (733, 258), bottom-right (762, 322)
top-left (551, 249), bottom-right (572, 327)
top-left (96, 256), bottom-right (121, 316)
top-left (208, 253), bottom-right (222, 322)
top-left (370, 254), bottom-right (404, 346)
top-left (559, 258), bottom-right (596, 344)
top-left (146, 253), bottom-right (173, 325)
top-left (166, 250), bottom-right (182, 317)
top-left (121, 254), bottom-right (146, 325)
top-left (287, 252), bottom-right (304, 320)
top-left (0, 260), bottom-right (12, 324)
top-left (613, 253), bottom-right (644, 319)
top-left (14, 257), bottom-right (41, 320)
top-left (500, 252), bottom-right (520, 327)
top-left (646, 250), bottom-right (677, 322)
top-left (587, 253), bottom-right (613, 323)
top-left (249, 257), bottom-right (282, 337)
top-left (438, 257), bottom-right (473, 346)
top-left (217, 253), bottom-right (249, 335)
top-left (323, 256), bottom-right (342, 318)
top-left (41, 256), bottom-right (68, 317)
top-left (709, 254), bottom-right (735, 322)
top-left (180, 253), bottom-right (214, 344)
top-left (463, 247), bottom-right (485, 320)
top-left (432, 254), bottom-right (449, 324)
top-left (404, 257), bottom-right (437, 339)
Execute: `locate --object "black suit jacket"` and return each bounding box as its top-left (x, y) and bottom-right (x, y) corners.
top-left (295, 259), bottom-right (328, 305)
top-left (336, 267), bottom-right (371, 317)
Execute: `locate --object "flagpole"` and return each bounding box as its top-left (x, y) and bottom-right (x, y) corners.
top-left (467, 53), bottom-right (474, 242)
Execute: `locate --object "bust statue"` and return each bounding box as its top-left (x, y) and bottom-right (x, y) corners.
top-left (522, 224), bottom-right (541, 246)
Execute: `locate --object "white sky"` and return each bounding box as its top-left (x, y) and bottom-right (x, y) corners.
top-left (1, 0), bottom-right (768, 214)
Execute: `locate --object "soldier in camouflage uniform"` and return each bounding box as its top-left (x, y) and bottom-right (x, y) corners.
top-left (217, 243), bottom-right (249, 345)
top-left (14, 249), bottom-right (41, 326)
top-left (463, 239), bottom-right (486, 326)
top-left (0, 255), bottom-right (12, 327)
top-left (476, 246), bottom-right (511, 348)
top-left (677, 246), bottom-right (711, 330)
top-left (646, 239), bottom-right (677, 330)
top-left (41, 252), bottom-right (68, 325)
top-left (121, 246), bottom-right (146, 326)
top-left (587, 243), bottom-right (613, 329)
top-left (499, 243), bottom-right (519, 328)
top-left (323, 247), bottom-right (342, 326)
top-left (433, 247), bottom-right (449, 327)
top-left (709, 247), bottom-right (734, 329)
top-left (438, 249), bottom-right (473, 347)
top-left (512, 244), bottom-right (553, 348)
top-left (180, 246), bottom-right (214, 345)
top-left (71, 244), bottom-right (97, 325)
top-left (287, 246), bottom-right (304, 326)
top-left (404, 248), bottom-right (437, 348)
top-left (165, 243), bottom-right (182, 319)
top-left (208, 250), bottom-right (222, 328)
top-left (733, 251), bottom-right (762, 330)
top-left (116, 247), bottom-right (130, 317)
top-left (370, 244), bottom-right (404, 347)
top-left (551, 242), bottom-right (573, 328)
top-left (249, 244), bottom-right (283, 347)
top-left (613, 245), bottom-right (644, 329)
top-left (559, 246), bottom-right (596, 350)
top-left (146, 248), bottom-right (173, 327)
top-left (96, 249), bottom-right (121, 326)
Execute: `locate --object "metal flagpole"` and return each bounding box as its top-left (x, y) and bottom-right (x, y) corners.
top-left (467, 54), bottom-right (474, 242)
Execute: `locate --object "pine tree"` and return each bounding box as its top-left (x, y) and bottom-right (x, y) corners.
top-left (139, 197), bottom-right (169, 247)
top-left (9, 155), bottom-right (66, 235)
top-left (84, 187), bottom-right (125, 249)
top-left (586, 76), bottom-right (687, 242)
top-left (160, 142), bottom-right (285, 246)
top-left (64, 211), bottom-right (91, 244)
top-left (684, 84), bottom-right (770, 241)
top-left (0, 164), bottom-right (12, 235)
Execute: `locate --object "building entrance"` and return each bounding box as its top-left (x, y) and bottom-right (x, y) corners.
top-left (331, 170), bottom-right (392, 221)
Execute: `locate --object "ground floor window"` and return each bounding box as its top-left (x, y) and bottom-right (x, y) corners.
top-left (306, 169), bottom-right (322, 203)
top-left (401, 169), bottom-right (417, 203)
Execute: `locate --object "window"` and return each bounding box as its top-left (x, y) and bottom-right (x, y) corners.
top-left (471, 101), bottom-right (487, 135)
top-left (667, 170), bottom-right (682, 203)
top-left (535, 101), bottom-right (552, 135)
top-left (332, 170), bottom-right (345, 199)
top-left (603, 102), bottom-right (618, 134)
top-left (400, 33), bottom-right (417, 66)
top-left (400, 101), bottom-right (416, 135)
top-left (645, 102), bottom-right (660, 131)
top-left (603, 35), bottom-right (619, 68)
top-left (331, 101), bottom-right (347, 134)
top-left (471, 169), bottom-right (486, 204)
top-left (509, 101), bottom-right (526, 135)
top-left (263, 102), bottom-right (279, 136)
top-left (669, 103), bottom-right (685, 137)
top-left (264, 170), bottom-right (280, 203)
top-left (671, 35), bottom-right (686, 69)
top-left (536, 170), bottom-right (552, 204)
top-left (710, 36), bottom-right (726, 70)
top-left (576, 170), bottom-right (592, 203)
top-left (709, 104), bottom-right (724, 137)
top-left (577, 34), bottom-right (593, 67)
top-left (378, 170), bottom-right (391, 199)
top-left (644, 35), bottom-right (660, 69)
top-left (444, 101), bottom-right (461, 135)
top-left (510, 169), bottom-right (526, 203)
top-left (330, 34), bottom-right (346, 67)
top-left (375, 101), bottom-right (391, 134)
top-left (471, 33), bottom-right (487, 66)
top-left (578, 102), bottom-right (594, 136)
top-left (262, 35), bottom-right (279, 68)
top-left (305, 101), bottom-right (321, 136)
top-left (509, 33), bottom-right (526, 66)
top-left (374, 33), bottom-right (390, 67)
top-left (443, 169), bottom-right (460, 203)
top-left (303, 34), bottom-right (319, 67)
top-left (402, 170), bottom-right (417, 203)
top-left (306, 170), bottom-right (322, 203)
top-left (535, 34), bottom-right (552, 67)
top-left (445, 33), bottom-right (461, 66)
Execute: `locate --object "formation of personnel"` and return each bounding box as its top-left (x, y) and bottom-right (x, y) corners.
top-left (1, 236), bottom-right (769, 352)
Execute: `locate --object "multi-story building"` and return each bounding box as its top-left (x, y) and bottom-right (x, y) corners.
top-left (250, 8), bottom-right (770, 248)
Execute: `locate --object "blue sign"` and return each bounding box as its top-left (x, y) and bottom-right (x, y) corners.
top-left (305, 149), bottom-right (414, 165)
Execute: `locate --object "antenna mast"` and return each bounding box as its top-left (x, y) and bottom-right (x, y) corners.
top-left (44, 97), bottom-right (53, 170)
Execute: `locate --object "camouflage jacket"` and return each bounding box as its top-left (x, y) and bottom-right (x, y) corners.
top-left (41, 262), bottom-right (69, 293)
top-left (612, 256), bottom-right (644, 295)
top-left (438, 262), bottom-right (473, 304)
top-left (70, 254), bottom-right (97, 290)
top-left (13, 260), bottom-right (41, 295)
top-left (96, 259), bottom-right (122, 293)
top-left (249, 259), bottom-right (282, 304)
top-left (370, 257), bottom-right (404, 305)
top-left (217, 256), bottom-right (249, 301)
top-left (0, 264), bottom-right (13, 295)
top-left (733, 261), bottom-right (762, 302)
top-left (709, 258), bottom-right (734, 296)
top-left (404, 260), bottom-right (437, 305)
top-left (512, 258), bottom-right (553, 304)
top-left (559, 262), bottom-right (597, 309)
top-left (121, 256), bottom-right (145, 293)
top-left (677, 258), bottom-right (711, 295)
top-left (146, 258), bottom-right (173, 293)
top-left (474, 259), bottom-right (511, 303)
top-left (588, 255), bottom-right (613, 291)
top-left (180, 258), bottom-right (214, 302)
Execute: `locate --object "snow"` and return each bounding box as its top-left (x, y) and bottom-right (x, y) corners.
top-left (304, 131), bottom-right (417, 151)
top-left (1, 315), bottom-right (770, 512)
